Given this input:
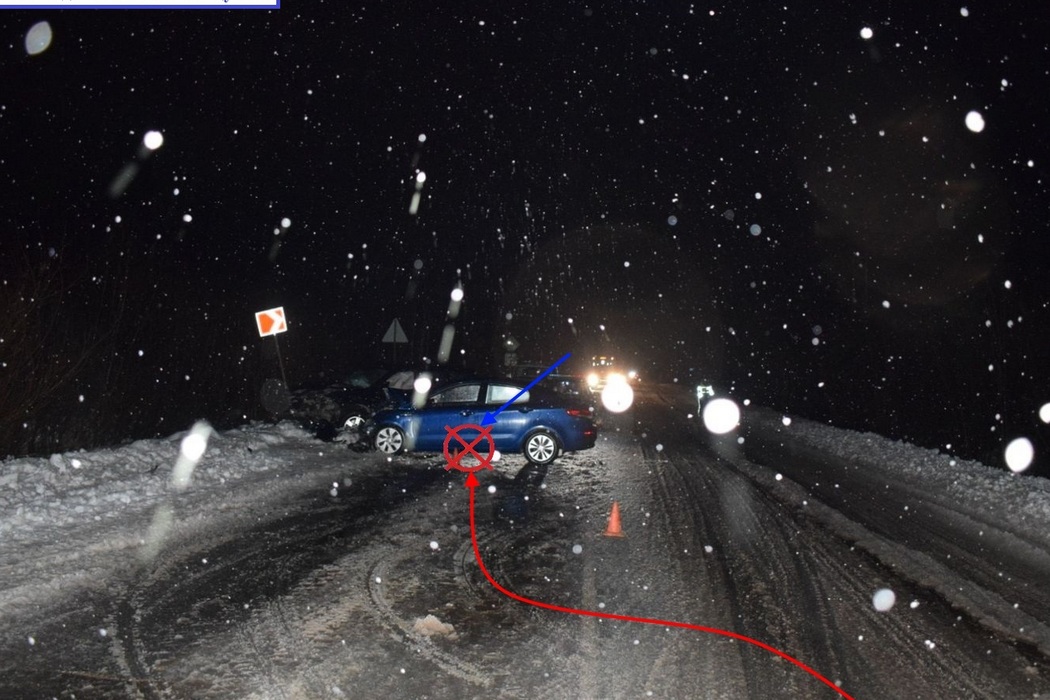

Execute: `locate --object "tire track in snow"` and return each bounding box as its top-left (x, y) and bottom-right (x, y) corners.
top-left (106, 462), bottom-right (454, 698)
top-left (648, 442), bottom-right (847, 697)
top-left (743, 415), bottom-right (1050, 655)
top-left (714, 423), bottom-right (1050, 697)
top-left (366, 548), bottom-right (494, 688)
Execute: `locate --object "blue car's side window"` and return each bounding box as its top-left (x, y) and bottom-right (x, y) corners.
top-left (430, 384), bottom-right (481, 405)
top-left (486, 385), bottom-right (528, 405)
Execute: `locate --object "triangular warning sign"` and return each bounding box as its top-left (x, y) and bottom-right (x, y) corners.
top-left (382, 318), bottom-right (409, 343)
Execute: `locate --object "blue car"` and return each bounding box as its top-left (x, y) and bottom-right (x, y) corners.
top-left (365, 379), bottom-right (598, 466)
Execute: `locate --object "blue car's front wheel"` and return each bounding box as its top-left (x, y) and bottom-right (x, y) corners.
top-left (523, 431), bottom-right (559, 466)
top-left (375, 425), bottom-right (405, 455)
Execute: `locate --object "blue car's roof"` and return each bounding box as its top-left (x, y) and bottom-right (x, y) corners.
top-left (382, 377), bottom-right (587, 411)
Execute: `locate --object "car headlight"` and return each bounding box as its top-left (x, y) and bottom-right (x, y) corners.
top-left (587, 372), bottom-right (600, 387)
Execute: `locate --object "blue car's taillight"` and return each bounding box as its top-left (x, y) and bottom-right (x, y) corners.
top-left (565, 408), bottom-right (591, 418)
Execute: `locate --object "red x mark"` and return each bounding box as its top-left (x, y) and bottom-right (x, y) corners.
top-left (443, 424), bottom-right (496, 473)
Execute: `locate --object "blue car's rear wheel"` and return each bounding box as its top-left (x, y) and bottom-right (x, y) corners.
top-left (375, 425), bottom-right (405, 455)
top-left (523, 431), bottom-right (559, 466)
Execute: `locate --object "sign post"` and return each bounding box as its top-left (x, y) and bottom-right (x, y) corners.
top-left (382, 318), bottom-right (409, 365)
top-left (502, 335), bottom-right (520, 372)
top-left (255, 306), bottom-right (289, 389)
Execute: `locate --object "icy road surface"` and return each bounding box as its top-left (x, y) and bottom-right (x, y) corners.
top-left (1, 384), bottom-right (1048, 698)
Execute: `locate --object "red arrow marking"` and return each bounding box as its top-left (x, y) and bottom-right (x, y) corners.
top-left (464, 475), bottom-right (857, 700)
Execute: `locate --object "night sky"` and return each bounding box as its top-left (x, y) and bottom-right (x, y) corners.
top-left (2, 2), bottom-right (1049, 473)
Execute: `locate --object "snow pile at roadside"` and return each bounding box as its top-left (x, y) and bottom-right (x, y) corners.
top-left (741, 407), bottom-right (1050, 654)
top-left (761, 410), bottom-right (1050, 530)
top-left (0, 420), bottom-right (320, 543)
top-left (5, 406), bottom-right (1050, 660)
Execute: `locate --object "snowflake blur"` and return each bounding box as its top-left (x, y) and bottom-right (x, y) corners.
top-left (703, 398), bottom-right (741, 435)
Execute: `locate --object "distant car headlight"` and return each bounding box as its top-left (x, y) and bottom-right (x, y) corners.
top-left (627, 370), bottom-right (638, 380)
top-left (587, 372), bottom-right (600, 387)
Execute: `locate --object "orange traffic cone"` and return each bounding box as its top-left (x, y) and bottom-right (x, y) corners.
top-left (602, 501), bottom-right (626, 538)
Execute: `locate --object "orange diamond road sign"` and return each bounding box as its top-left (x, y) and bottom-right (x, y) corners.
top-left (255, 307), bottom-right (288, 337)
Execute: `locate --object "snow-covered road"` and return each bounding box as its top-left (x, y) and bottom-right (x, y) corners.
top-left (1, 385), bottom-right (1048, 698)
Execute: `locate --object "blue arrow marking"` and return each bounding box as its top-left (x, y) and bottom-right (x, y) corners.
top-left (481, 352), bottom-right (571, 426)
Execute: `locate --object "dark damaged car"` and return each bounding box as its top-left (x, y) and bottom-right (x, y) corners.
top-left (286, 369), bottom-right (462, 440)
